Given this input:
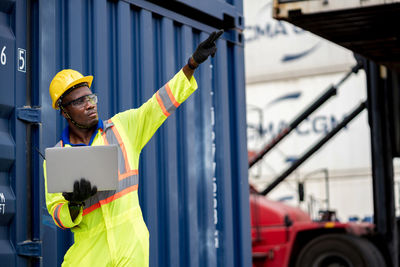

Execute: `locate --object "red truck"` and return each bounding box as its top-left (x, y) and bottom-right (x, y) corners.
top-left (250, 185), bottom-right (386, 267)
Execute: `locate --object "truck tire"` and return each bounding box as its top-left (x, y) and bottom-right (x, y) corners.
top-left (295, 234), bottom-right (386, 267)
top-left (355, 237), bottom-right (386, 267)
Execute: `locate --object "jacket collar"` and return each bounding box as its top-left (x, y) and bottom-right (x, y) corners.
top-left (61, 119), bottom-right (104, 146)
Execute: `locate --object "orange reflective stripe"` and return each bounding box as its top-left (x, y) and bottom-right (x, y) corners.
top-left (102, 130), bottom-right (109, 145)
top-left (100, 184), bottom-right (138, 205)
top-left (52, 205), bottom-right (61, 228)
top-left (83, 202), bottom-right (100, 216)
top-left (165, 83), bottom-right (180, 108)
top-left (156, 91), bottom-right (171, 117)
top-left (53, 203), bottom-right (66, 229)
top-left (110, 125), bottom-right (131, 172)
top-left (81, 120), bottom-right (140, 216)
top-left (119, 169), bottom-right (138, 180)
top-left (83, 184), bottom-right (138, 216)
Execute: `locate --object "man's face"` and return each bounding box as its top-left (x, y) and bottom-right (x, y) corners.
top-left (61, 86), bottom-right (99, 128)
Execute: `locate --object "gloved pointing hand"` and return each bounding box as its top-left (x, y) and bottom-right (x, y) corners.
top-left (62, 178), bottom-right (97, 206)
top-left (192, 29), bottom-right (224, 65)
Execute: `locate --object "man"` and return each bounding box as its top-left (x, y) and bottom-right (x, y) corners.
top-left (43, 30), bottom-right (223, 266)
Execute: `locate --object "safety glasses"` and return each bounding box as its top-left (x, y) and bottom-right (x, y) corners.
top-left (62, 94), bottom-right (98, 108)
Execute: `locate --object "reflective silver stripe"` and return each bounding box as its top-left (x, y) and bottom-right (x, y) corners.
top-left (104, 126), bottom-right (127, 174)
top-left (84, 193), bottom-right (101, 208)
top-left (158, 85), bottom-right (178, 115)
top-left (83, 174), bottom-right (138, 207)
top-left (54, 204), bottom-right (66, 229)
top-left (104, 125), bottom-right (139, 189)
top-left (118, 175), bottom-right (138, 191)
top-left (104, 120), bottom-right (114, 129)
top-left (83, 123), bottom-right (139, 213)
top-left (54, 142), bottom-right (67, 227)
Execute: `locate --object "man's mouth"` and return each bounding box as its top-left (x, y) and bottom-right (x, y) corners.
top-left (87, 111), bottom-right (98, 118)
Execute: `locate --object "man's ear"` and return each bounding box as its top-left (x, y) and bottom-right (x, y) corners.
top-left (59, 107), bottom-right (67, 119)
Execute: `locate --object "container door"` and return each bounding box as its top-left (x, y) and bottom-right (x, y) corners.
top-left (0, 1), bottom-right (38, 266)
top-left (0, 3), bottom-right (17, 267)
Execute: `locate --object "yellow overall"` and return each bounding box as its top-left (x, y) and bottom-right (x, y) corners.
top-left (43, 70), bottom-right (197, 266)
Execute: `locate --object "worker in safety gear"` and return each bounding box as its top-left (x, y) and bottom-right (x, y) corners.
top-left (43, 30), bottom-right (223, 267)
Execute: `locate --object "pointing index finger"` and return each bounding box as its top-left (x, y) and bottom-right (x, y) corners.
top-left (204, 30), bottom-right (224, 47)
top-left (203, 31), bottom-right (217, 46)
top-left (212, 29), bottom-right (224, 42)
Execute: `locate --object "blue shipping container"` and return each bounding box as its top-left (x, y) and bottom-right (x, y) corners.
top-left (0, 0), bottom-right (250, 266)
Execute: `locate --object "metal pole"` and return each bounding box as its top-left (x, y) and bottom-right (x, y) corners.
top-left (249, 62), bottom-right (363, 168)
top-left (365, 61), bottom-right (398, 267)
top-left (324, 169), bottom-right (330, 210)
top-left (261, 102), bottom-right (366, 195)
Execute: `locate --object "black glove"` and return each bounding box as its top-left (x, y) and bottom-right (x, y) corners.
top-left (192, 30), bottom-right (224, 65)
top-left (62, 178), bottom-right (97, 206)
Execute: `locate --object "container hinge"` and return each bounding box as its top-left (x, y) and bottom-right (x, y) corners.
top-left (17, 106), bottom-right (41, 123)
top-left (16, 240), bottom-right (42, 258)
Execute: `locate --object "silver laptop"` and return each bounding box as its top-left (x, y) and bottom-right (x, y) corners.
top-left (45, 145), bottom-right (119, 193)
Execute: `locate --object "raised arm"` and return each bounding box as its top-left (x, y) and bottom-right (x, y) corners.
top-left (113, 30), bottom-right (224, 152)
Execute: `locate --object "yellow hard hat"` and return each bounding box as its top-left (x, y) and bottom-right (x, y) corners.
top-left (49, 69), bottom-right (93, 109)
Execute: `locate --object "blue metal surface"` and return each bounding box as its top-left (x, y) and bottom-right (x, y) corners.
top-left (174, 0), bottom-right (243, 26)
top-left (16, 240), bottom-right (42, 257)
top-left (34, 0), bottom-right (250, 266)
top-left (16, 107), bottom-right (41, 123)
top-left (0, 0), bottom-right (33, 266)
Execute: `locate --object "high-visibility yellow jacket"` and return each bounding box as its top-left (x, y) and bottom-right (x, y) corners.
top-left (43, 70), bottom-right (197, 267)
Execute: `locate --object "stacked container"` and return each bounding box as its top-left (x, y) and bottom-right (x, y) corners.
top-left (0, 0), bottom-right (251, 266)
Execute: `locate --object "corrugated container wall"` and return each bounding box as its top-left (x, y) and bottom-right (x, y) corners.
top-left (0, 0), bottom-right (251, 266)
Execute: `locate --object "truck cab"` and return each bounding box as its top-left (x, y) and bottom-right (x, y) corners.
top-left (250, 186), bottom-right (386, 267)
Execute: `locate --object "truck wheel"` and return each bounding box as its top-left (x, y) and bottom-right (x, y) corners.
top-left (295, 234), bottom-right (386, 267)
top-left (355, 237), bottom-right (386, 267)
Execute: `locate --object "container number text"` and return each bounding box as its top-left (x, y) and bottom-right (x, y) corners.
top-left (0, 193), bottom-right (5, 215)
top-left (1, 46), bottom-right (6, 65)
top-left (18, 48), bottom-right (26, 72)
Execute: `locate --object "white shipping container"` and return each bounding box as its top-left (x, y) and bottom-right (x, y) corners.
top-left (246, 70), bottom-right (373, 220)
top-left (273, 0), bottom-right (400, 19)
top-left (243, 0), bottom-right (400, 221)
top-left (244, 0), bottom-right (356, 84)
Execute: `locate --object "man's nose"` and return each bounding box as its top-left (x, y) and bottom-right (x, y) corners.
top-left (85, 99), bottom-right (96, 109)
